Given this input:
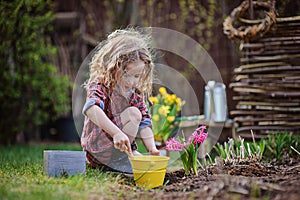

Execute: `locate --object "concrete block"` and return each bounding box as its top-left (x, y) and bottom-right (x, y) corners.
top-left (44, 150), bottom-right (86, 177)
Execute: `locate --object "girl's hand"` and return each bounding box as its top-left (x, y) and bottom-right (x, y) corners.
top-left (113, 132), bottom-right (131, 154)
top-left (149, 147), bottom-right (160, 156)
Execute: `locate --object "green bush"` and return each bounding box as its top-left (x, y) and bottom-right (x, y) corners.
top-left (0, 0), bottom-right (71, 144)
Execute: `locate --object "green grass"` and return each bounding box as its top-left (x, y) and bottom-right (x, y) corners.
top-left (0, 143), bottom-right (136, 200)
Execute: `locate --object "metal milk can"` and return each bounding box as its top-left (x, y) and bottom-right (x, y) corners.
top-left (213, 82), bottom-right (228, 122)
top-left (203, 81), bottom-right (228, 122)
top-left (203, 80), bottom-right (215, 122)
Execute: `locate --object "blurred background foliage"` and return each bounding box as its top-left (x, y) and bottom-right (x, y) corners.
top-left (0, 0), bottom-right (299, 145)
top-left (0, 0), bottom-right (71, 145)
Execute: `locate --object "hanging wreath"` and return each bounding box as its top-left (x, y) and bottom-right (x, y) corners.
top-left (223, 0), bottom-right (276, 40)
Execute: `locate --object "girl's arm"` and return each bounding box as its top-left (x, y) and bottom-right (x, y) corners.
top-left (140, 127), bottom-right (160, 155)
top-left (86, 105), bottom-right (132, 154)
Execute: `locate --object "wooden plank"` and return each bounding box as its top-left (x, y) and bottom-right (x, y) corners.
top-left (230, 110), bottom-right (279, 116)
top-left (252, 73), bottom-right (300, 79)
top-left (235, 66), bottom-right (300, 74)
top-left (259, 36), bottom-right (300, 42)
top-left (232, 87), bottom-right (300, 97)
top-left (234, 75), bottom-right (249, 81)
top-left (257, 121), bottom-right (300, 126)
top-left (178, 115), bottom-right (233, 128)
top-left (237, 16), bottom-right (300, 25)
top-left (242, 49), bottom-right (300, 57)
top-left (235, 62), bottom-right (287, 70)
top-left (238, 78), bottom-right (300, 84)
top-left (234, 73), bottom-right (300, 81)
top-left (178, 115), bottom-right (204, 127)
top-left (233, 95), bottom-right (300, 102)
top-left (232, 83), bottom-right (300, 91)
top-left (232, 113), bottom-right (300, 120)
top-left (237, 129), bottom-right (300, 140)
top-left (236, 126), bottom-right (300, 133)
top-left (268, 30), bottom-right (300, 37)
top-left (230, 110), bottom-right (299, 117)
top-left (285, 75), bottom-right (300, 80)
top-left (276, 16), bottom-right (300, 23)
top-left (44, 151), bottom-right (86, 177)
top-left (257, 82), bottom-right (300, 89)
top-left (263, 46), bottom-right (300, 52)
top-left (237, 132), bottom-right (275, 140)
top-left (237, 120), bottom-right (300, 126)
top-left (235, 105), bottom-right (300, 112)
top-left (241, 41), bottom-right (300, 49)
top-left (237, 101), bottom-right (300, 107)
top-left (231, 82), bottom-right (300, 89)
top-left (234, 116), bottom-right (300, 123)
top-left (240, 54), bottom-right (300, 63)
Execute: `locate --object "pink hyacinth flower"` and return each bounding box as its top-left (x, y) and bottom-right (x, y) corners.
top-left (165, 137), bottom-right (184, 152)
top-left (187, 126), bottom-right (207, 146)
top-left (193, 132), bottom-right (208, 145)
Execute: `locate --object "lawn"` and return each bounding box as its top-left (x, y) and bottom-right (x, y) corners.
top-left (1, 139), bottom-right (299, 200)
top-left (0, 143), bottom-right (134, 200)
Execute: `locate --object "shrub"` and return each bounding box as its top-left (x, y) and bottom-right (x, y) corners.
top-left (0, 0), bottom-right (71, 144)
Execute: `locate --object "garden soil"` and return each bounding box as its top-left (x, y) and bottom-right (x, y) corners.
top-left (117, 159), bottom-right (300, 200)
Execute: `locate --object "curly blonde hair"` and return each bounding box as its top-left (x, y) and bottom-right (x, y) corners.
top-left (86, 28), bottom-right (154, 98)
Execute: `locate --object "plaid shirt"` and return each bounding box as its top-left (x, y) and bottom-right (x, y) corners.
top-left (81, 81), bottom-right (152, 167)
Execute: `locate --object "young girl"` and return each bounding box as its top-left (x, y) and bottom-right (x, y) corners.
top-left (81, 28), bottom-right (160, 174)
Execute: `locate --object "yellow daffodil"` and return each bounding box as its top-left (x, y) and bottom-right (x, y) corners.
top-left (152, 114), bottom-right (160, 121)
top-left (176, 105), bottom-right (182, 111)
top-left (175, 98), bottom-right (183, 111)
top-left (159, 87), bottom-right (167, 96)
top-left (171, 94), bottom-right (177, 100)
top-left (149, 96), bottom-right (158, 104)
top-left (149, 88), bottom-right (185, 143)
top-left (158, 105), bottom-right (170, 116)
top-left (167, 116), bottom-right (175, 122)
top-left (154, 135), bottom-right (162, 142)
top-left (175, 97), bottom-right (182, 105)
top-left (164, 94), bottom-right (174, 104)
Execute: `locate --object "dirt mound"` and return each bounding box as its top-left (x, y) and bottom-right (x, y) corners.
top-left (120, 160), bottom-right (300, 200)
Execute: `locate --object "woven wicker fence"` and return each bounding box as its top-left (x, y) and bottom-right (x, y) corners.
top-left (224, 0), bottom-right (300, 139)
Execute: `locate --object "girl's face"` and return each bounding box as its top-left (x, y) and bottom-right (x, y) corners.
top-left (119, 59), bottom-right (145, 90)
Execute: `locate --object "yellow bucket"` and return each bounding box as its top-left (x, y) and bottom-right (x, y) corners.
top-left (129, 156), bottom-right (169, 189)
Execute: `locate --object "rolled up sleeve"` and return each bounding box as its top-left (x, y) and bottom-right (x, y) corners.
top-left (139, 118), bottom-right (152, 130)
top-left (82, 98), bottom-right (105, 115)
top-left (82, 82), bottom-right (107, 116)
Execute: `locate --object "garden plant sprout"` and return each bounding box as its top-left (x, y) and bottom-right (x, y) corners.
top-left (213, 135), bottom-right (266, 165)
top-left (165, 126), bottom-right (207, 175)
top-left (264, 131), bottom-right (300, 162)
